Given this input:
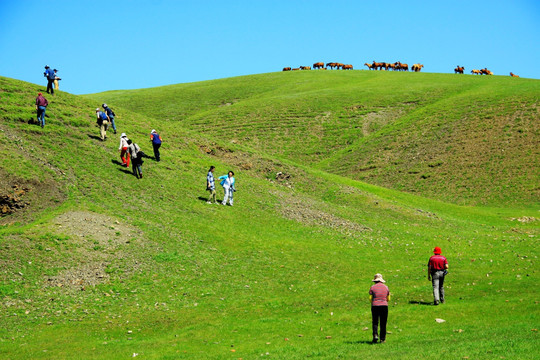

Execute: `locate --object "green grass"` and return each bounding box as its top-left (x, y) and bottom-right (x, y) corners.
top-left (92, 70), bottom-right (540, 206)
top-left (0, 73), bottom-right (539, 359)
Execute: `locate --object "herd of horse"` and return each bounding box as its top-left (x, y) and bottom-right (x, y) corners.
top-left (283, 62), bottom-right (519, 77)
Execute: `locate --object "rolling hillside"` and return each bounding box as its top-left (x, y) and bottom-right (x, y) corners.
top-left (0, 74), bottom-right (538, 359)
top-left (93, 71), bottom-right (539, 206)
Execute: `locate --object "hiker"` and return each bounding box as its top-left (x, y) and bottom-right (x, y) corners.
top-left (35, 93), bottom-right (48, 128)
top-left (219, 171), bottom-right (236, 206)
top-left (44, 65), bottom-right (55, 95)
top-left (206, 166), bottom-right (217, 204)
top-left (53, 69), bottom-right (61, 90)
top-left (428, 246), bottom-right (449, 305)
top-left (369, 273), bottom-right (390, 344)
top-left (150, 129), bottom-right (162, 161)
top-left (95, 108), bottom-right (109, 141)
top-left (102, 104), bottom-right (117, 134)
top-left (127, 139), bottom-right (144, 179)
top-left (118, 133), bottom-right (130, 167)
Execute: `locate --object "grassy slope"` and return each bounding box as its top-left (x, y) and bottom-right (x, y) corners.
top-left (0, 76), bottom-right (538, 359)
top-left (94, 71), bottom-right (540, 206)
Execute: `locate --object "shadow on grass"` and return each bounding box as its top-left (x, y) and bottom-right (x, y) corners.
top-left (87, 134), bottom-right (103, 141)
top-left (118, 168), bottom-right (134, 176)
top-left (111, 159), bottom-right (124, 166)
top-left (409, 300), bottom-right (432, 305)
top-left (345, 340), bottom-right (376, 345)
top-left (198, 196), bottom-right (224, 204)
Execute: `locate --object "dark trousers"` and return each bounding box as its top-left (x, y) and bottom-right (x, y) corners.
top-left (152, 143), bottom-right (161, 161)
top-left (371, 306), bottom-right (388, 341)
top-left (132, 158), bottom-right (143, 178)
top-left (46, 79), bottom-right (54, 94)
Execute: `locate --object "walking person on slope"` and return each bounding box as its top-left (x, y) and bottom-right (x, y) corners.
top-left (428, 246), bottom-right (449, 305)
top-left (219, 171), bottom-right (236, 206)
top-left (35, 93), bottom-right (48, 128)
top-left (369, 273), bottom-right (390, 344)
top-left (206, 166), bottom-right (217, 204)
top-left (102, 104), bottom-right (117, 134)
top-left (53, 69), bottom-right (61, 90)
top-left (95, 108), bottom-right (109, 141)
top-left (127, 139), bottom-right (144, 179)
top-left (43, 65), bottom-right (55, 95)
top-left (118, 133), bottom-right (130, 167)
top-left (150, 129), bottom-right (162, 161)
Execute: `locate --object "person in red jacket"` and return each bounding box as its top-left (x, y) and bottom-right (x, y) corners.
top-left (35, 93), bottom-right (48, 128)
top-left (428, 246), bottom-right (449, 305)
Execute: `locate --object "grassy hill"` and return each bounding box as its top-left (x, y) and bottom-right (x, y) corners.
top-left (0, 74), bottom-right (538, 359)
top-left (92, 71), bottom-right (539, 206)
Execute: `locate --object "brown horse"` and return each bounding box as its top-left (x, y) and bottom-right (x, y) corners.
top-left (471, 69), bottom-right (481, 75)
top-left (299, 66), bottom-right (311, 70)
top-left (510, 72), bottom-right (519, 78)
top-left (326, 62), bottom-right (337, 69)
top-left (313, 62), bottom-right (325, 69)
top-left (412, 64), bottom-right (424, 72)
top-left (454, 66), bottom-right (464, 74)
top-left (282, 67), bottom-right (291, 71)
top-left (364, 63), bottom-right (375, 70)
top-left (342, 64), bottom-right (353, 70)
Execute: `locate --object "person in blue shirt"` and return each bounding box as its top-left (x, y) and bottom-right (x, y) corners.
top-left (102, 104), bottom-right (117, 134)
top-left (44, 65), bottom-right (55, 95)
top-left (150, 129), bottom-right (162, 161)
top-left (206, 166), bottom-right (217, 204)
top-left (219, 171), bottom-right (236, 206)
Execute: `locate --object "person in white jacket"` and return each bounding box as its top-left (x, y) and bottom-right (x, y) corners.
top-left (118, 133), bottom-right (130, 167)
top-left (219, 171), bottom-right (236, 206)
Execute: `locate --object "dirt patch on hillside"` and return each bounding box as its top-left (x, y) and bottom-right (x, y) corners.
top-left (361, 108), bottom-right (406, 137)
top-left (46, 211), bottom-right (144, 289)
top-left (273, 190), bottom-right (371, 237)
top-left (199, 143), bottom-right (300, 187)
top-left (0, 171), bottom-right (66, 225)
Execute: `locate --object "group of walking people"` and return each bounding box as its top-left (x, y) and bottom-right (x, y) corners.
top-left (117, 130), bottom-right (163, 179)
top-left (369, 247), bottom-right (448, 344)
top-left (206, 166), bottom-right (236, 206)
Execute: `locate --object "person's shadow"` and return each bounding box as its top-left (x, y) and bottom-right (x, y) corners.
top-left (111, 159), bottom-right (124, 166)
top-left (87, 134), bottom-right (102, 141)
top-left (409, 300), bottom-right (432, 305)
top-left (345, 340), bottom-right (377, 345)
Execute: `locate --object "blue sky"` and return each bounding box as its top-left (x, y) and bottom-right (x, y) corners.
top-left (0, 0), bottom-right (538, 94)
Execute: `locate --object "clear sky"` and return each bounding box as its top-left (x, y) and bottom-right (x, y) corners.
top-left (0, 0), bottom-right (538, 94)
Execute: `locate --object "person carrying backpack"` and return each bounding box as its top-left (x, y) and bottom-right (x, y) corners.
top-left (44, 65), bottom-right (55, 95)
top-left (102, 104), bottom-right (117, 134)
top-left (127, 139), bottom-right (144, 179)
top-left (95, 108), bottom-right (109, 141)
top-left (150, 129), bottom-right (162, 161)
top-left (118, 133), bottom-right (130, 167)
top-left (35, 93), bottom-right (48, 128)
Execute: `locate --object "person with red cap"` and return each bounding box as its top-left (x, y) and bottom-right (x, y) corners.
top-left (428, 246), bottom-right (449, 305)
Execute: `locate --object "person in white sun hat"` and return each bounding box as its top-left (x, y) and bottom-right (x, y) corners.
top-left (369, 273), bottom-right (390, 343)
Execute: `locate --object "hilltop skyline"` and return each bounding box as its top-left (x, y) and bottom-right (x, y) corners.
top-left (0, 0), bottom-right (538, 94)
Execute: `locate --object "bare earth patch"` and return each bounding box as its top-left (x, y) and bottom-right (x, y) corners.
top-left (46, 211), bottom-right (144, 289)
top-left (273, 190), bottom-right (371, 237)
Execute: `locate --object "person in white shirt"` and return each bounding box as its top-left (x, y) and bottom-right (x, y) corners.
top-left (218, 171), bottom-right (236, 206)
top-left (118, 133), bottom-right (130, 167)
